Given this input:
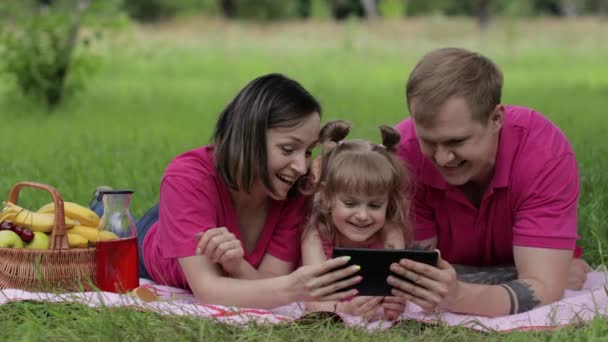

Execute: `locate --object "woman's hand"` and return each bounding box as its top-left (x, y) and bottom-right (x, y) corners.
top-left (382, 296), bottom-right (407, 321)
top-left (287, 256), bottom-right (362, 302)
top-left (195, 227), bottom-right (244, 275)
top-left (340, 296), bottom-right (384, 321)
top-left (387, 253), bottom-right (461, 312)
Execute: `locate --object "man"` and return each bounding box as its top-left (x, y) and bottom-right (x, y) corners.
top-left (388, 47), bottom-right (590, 317)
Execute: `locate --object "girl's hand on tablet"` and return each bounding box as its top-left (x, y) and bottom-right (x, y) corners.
top-left (341, 296), bottom-right (383, 321)
top-left (382, 296), bottom-right (407, 320)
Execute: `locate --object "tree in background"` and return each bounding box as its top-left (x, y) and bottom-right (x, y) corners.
top-left (219, 0), bottom-right (236, 18)
top-left (0, 0), bottom-right (123, 108)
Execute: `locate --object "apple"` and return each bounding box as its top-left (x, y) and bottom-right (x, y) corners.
top-left (25, 231), bottom-right (50, 250)
top-left (0, 230), bottom-right (25, 248)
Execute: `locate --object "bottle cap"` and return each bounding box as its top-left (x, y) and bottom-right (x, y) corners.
top-left (97, 189), bottom-right (134, 201)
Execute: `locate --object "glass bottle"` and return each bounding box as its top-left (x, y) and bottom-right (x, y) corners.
top-left (96, 189), bottom-right (139, 293)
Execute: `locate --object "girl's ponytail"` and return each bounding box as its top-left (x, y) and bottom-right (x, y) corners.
top-left (379, 125), bottom-right (401, 153)
top-left (319, 120), bottom-right (351, 152)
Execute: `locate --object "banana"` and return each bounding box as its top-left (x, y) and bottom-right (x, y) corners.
top-left (67, 233), bottom-right (89, 248)
top-left (0, 206), bottom-right (18, 222)
top-left (3, 202), bottom-right (79, 233)
top-left (67, 225), bottom-right (119, 244)
top-left (37, 201), bottom-right (100, 227)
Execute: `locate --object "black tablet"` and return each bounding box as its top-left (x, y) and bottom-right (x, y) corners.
top-left (331, 247), bottom-right (439, 297)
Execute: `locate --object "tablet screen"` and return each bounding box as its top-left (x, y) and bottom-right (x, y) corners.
top-left (331, 248), bottom-right (438, 296)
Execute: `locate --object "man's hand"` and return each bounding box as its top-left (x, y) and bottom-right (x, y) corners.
top-left (387, 252), bottom-right (461, 311)
top-left (195, 227), bottom-right (244, 275)
top-left (567, 258), bottom-right (591, 290)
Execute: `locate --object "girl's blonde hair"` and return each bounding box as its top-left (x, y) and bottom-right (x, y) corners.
top-left (305, 120), bottom-right (412, 245)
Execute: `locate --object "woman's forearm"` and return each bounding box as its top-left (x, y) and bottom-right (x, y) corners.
top-left (190, 274), bottom-right (294, 308)
top-left (229, 260), bottom-right (268, 279)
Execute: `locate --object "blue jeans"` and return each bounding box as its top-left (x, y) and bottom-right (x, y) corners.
top-left (90, 200), bottom-right (158, 280)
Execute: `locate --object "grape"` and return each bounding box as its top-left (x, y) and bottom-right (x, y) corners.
top-left (19, 228), bottom-right (34, 243)
top-left (2, 221), bottom-right (34, 242)
top-left (0, 220), bottom-right (15, 231)
top-left (12, 225), bottom-right (24, 236)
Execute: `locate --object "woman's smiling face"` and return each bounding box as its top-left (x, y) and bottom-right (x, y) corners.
top-left (264, 112), bottom-right (320, 200)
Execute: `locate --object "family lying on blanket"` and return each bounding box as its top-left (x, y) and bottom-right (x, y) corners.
top-left (91, 47), bottom-right (591, 320)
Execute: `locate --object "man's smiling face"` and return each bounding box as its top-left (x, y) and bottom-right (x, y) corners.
top-left (413, 97), bottom-right (503, 187)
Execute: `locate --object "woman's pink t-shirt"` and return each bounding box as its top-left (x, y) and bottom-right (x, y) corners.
top-left (395, 106), bottom-right (581, 266)
top-left (142, 146), bottom-right (307, 289)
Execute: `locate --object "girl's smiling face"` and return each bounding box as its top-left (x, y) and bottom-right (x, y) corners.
top-left (330, 192), bottom-right (388, 246)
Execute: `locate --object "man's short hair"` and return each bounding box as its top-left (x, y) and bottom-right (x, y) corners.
top-left (406, 47), bottom-right (503, 125)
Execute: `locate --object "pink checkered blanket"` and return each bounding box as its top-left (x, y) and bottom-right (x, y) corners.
top-left (1, 271), bottom-right (606, 332)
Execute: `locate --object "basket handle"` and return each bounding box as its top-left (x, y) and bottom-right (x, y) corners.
top-left (7, 181), bottom-right (69, 250)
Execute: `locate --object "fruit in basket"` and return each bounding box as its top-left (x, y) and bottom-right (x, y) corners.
top-left (67, 233), bottom-right (89, 248)
top-left (67, 225), bottom-right (119, 244)
top-left (0, 208), bottom-right (17, 223)
top-left (0, 230), bottom-right (24, 248)
top-left (12, 225), bottom-right (35, 243)
top-left (3, 202), bottom-right (79, 233)
top-left (0, 220), bottom-right (14, 231)
top-left (37, 201), bottom-right (100, 227)
top-left (25, 231), bottom-right (49, 249)
top-left (0, 220), bottom-right (35, 243)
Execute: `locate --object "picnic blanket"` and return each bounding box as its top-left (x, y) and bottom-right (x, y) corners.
top-left (1, 270), bottom-right (606, 332)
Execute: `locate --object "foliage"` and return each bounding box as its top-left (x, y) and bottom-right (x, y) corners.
top-left (122, 0), bottom-right (213, 22)
top-left (104, 0), bottom-right (608, 22)
top-left (1, 300), bottom-right (607, 341)
top-left (0, 0), bottom-right (123, 109)
top-left (232, 0), bottom-right (304, 21)
top-left (0, 17), bottom-right (606, 339)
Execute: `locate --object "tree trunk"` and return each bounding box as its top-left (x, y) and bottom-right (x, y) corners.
top-left (297, 0), bottom-right (311, 18)
top-left (219, 0), bottom-right (236, 19)
top-left (560, 0), bottom-right (578, 17)
top-left (360, 0), bottom-right (378, 19)
top-left (47, 0), bottom-right (83, 107)
top-left (598, 0), bottom-right (606, 19)
top-left (476, 0), bottom-right (490, 32)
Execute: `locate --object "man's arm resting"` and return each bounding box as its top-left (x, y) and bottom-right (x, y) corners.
top-left (453, 265), bottom-right (518, 284)
top-left (447, 247), bottom-right (572, 316)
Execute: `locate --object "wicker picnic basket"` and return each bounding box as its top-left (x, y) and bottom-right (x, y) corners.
top-left (0, 181), bottom-right (96, 291)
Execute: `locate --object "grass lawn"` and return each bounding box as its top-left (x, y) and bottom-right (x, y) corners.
top-left (0, 15), bottom-right (607, 340)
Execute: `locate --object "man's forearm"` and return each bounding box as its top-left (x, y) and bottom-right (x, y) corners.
top-left (448, 279), bottom-right (541, 317)
top-left (453, 265), bottom-right (518, 285)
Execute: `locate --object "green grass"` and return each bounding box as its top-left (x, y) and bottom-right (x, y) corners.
top-left (0, 16), bottom-right (607, 340)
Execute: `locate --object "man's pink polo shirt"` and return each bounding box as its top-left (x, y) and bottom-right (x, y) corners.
top-left (395, 105), bottom-right (581, 266)
top-left (142, 146), bottom-right (306, 289)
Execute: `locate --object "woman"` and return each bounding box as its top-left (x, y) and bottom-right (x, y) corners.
top-left (94, 74), bottom-right (360, 308)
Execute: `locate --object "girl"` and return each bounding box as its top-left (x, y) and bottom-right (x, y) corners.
top-left (302, 120), bottom-right (412, 321)
top-left (93, 74), bottom-right (361, 308)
